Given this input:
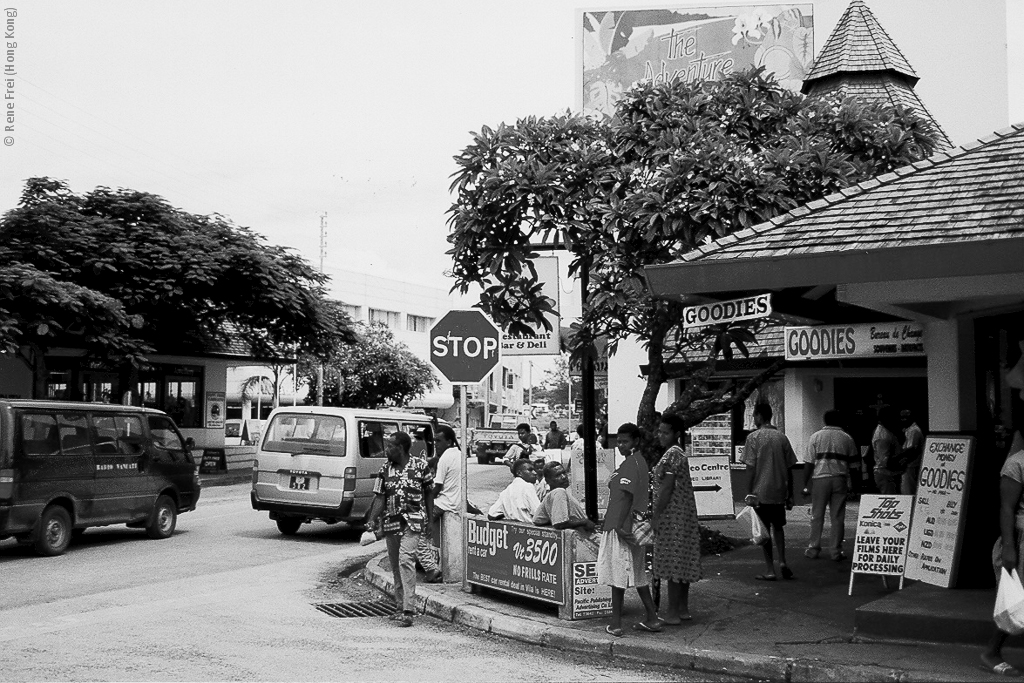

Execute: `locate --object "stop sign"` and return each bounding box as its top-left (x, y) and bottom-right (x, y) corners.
top-left (430, 310), bottom-right (502, 384)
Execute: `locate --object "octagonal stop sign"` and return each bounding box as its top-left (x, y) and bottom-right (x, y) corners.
top-left (430, 310), bottom-right (502, 384)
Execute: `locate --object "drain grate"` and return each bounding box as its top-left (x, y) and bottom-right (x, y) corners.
top-left (315, 600), bottom-right (396, 619)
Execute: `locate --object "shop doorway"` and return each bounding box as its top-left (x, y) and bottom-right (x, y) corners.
top-left (834, 377), bottom-right (929, 453)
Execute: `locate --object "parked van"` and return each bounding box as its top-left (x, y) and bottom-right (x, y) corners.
top-left (0, 399), bottom-right (201, 556)
top-left (250, 406), bottom-right (444, 535)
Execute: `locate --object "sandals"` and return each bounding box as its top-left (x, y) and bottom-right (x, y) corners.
top-left (781, 565), bottom-right (795, 580)
top-left (605, 625), bottom-right (624, 637)
top-left (981, 657), bottom-right (1022, 676)
top-left (632, 620), bottom-right (664, 633)
top-left (755, 573), bottom-right (777, 581)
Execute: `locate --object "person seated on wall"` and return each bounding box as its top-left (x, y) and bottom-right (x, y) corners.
top-left (502, 423), bottom-right (537, 470)
top-left (488, 459), bottom-right (541, 523)
top-left (533, 461), bottom-right (595, 534)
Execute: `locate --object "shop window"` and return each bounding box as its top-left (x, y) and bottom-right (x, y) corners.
top-left (135, 366), bottom-right (203, 428)
top-left (46, 371), bottom-right (72, 400)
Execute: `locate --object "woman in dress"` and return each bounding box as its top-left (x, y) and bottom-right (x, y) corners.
top-left (597, 422), bottom-right (662, 637)
top-left (652, 412), bottom-right (702, 624)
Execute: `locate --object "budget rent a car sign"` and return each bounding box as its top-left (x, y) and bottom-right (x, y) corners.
top-left (430, 310), bottom-right (502, 384)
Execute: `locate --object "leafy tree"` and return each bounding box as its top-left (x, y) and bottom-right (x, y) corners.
top-left (302, 322), bottom-right (438, 409)
top-left (0, 178), bottom-right (355, 397)
top-left (447, 68), bottom-right (940, 431)
top-left (532, 355), bottom-right (581, 409)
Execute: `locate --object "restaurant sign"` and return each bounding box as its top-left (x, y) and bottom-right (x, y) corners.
top-left (466, 519), bottom-right (564, 604)
top-left (784, 322), bottom-right (925, 361)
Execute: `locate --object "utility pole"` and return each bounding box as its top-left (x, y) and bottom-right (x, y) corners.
top-left (317, 212), bottom-right (327, 407)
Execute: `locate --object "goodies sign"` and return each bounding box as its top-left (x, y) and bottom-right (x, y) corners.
top-left (904, 436), bottom-right (974, 587)
top-left (784, 322), bottom-right (925, 361)
top-left (466, 519), bottom-right (564, 604)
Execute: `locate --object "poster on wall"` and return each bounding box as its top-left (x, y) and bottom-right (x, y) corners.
top-left (579, 5), bottom-right (814, 118)
top-left (568, 562), bottom-right (612, 619)
top-left (205, 391), bottom-right (225, 429)
top-left (849, 494), bottom-right (913, 594)
top-left (904, 436), bottom-right (974, 588)
top-left (502, 256), bottom-right (560, 356)
top-left (466, 519), bottom-right (564, 604)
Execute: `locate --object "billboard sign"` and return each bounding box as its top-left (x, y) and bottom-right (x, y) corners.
top-left (502, 256), bottom-right (560, 356)
top-left (579, 5), bottom-right (814, 118)
top-left (682, 294), bottom-right (771, 329)
top-left (466, 519), bottom-right (564, 604)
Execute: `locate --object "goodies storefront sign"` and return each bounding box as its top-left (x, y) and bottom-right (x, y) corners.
top-left (785, 322), bottom-right (925, 361)
top-left (466, 519), bottom-right (564, 604)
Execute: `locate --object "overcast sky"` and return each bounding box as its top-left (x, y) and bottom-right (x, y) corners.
top-left (2, 1), bottom-right (1021, 302)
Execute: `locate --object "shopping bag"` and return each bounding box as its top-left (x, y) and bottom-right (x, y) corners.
top-left (737, 506), bottom-right (771, 547)
top-left (994, 568), bottom-right (1024, 635)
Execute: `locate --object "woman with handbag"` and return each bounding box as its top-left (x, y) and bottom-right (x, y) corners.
top-left (596, 422), bottom-right (662, 637)
top-left (652, 412), bottom-right (703, 625)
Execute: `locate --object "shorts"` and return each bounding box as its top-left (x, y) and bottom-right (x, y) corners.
top-left (755, 503), bottom-right (787, 528)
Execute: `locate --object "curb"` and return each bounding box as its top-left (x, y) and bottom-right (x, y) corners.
top-left (362, 553), bottom-right (932, 682)
top-left (199, 471), bottom-right (252, 488)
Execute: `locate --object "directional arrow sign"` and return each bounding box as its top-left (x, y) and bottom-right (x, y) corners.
top-left (688, 456), bottom-right (734, 519)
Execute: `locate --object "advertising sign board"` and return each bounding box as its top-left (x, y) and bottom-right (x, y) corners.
top-left (784, 322), bottom-right (926, 361)
top-left (682, 294), bottom-right (772, 329)
top-left (205, 391), bottom-right (225, 429)
top-left (568, 562), bottom-right (612, 619)
top-left (688, 455), bottom-right (734, 519)
top-left (466, 519), bottom-right (564, 604)
top-left (849, 494), bottom-right (913, 594)
top-left (571, 446), bottom-right (613, 513)
top-left (502, 256), bottom-right (560, 356)
top-left (579, 6), bottom-right (813, 118)
top-left (904, 436), bottom-right (974, 588)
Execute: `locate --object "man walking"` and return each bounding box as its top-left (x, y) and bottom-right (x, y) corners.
top-left (900, 410), bottom-right (925, 495)
top-left (743, 403), bottom-right (797, 581)
top-left (801, 410), bottom-right (858, 561)
top-left (431, 425), bottom-right (463, 581)
top-left (367, 431), bottom-right (433, 627)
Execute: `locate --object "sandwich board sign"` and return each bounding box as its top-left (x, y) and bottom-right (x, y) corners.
top-left (849, 494), bottom-right (913, 595)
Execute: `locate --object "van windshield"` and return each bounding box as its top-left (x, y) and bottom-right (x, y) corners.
top-left (262, 413), bottom-right (346, 456)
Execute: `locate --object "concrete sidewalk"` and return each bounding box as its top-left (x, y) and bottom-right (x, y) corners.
top-left (362, 503), bottom-right (1020, 682)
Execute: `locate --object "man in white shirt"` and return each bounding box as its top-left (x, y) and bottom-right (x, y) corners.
top-left (568, 425), bottom-right (586, 473)
top-left (430, 425), bottom-right (463, 581)
top-left (488, 459), bottom-right (541, 523)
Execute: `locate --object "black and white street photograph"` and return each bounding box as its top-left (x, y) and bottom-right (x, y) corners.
top-left (1, 1), bottom-right (1024, 681)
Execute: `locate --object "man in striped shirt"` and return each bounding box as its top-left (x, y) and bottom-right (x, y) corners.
top-left (801, 410), bottom-right (859, 561)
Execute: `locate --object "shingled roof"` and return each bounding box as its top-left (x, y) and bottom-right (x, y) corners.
top-left (802, 0), bottom-right (952, 150)
top-left (679, 122), bottom-right (1024, 264)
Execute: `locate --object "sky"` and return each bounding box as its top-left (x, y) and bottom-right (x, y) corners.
top-left (1, 0), bottom-right (1022, 307)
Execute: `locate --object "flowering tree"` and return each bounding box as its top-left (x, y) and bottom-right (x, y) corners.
top-left (447, 68), bottom-right (941, 430)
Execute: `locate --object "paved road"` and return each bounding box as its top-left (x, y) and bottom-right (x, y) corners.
top-left (0, 477), bottom-right (734, 682)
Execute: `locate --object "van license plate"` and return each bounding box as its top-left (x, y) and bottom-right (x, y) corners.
top-left (289, 476), bottom-right (311, 490)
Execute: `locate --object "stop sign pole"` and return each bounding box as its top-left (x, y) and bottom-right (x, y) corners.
top-left (429, 310), bottom-right (502, 587)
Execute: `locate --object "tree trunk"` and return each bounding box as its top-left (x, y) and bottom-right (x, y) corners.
top-left (20, 343), bottom-right (48, 399)
top-left (636, 333), bottom-right (667, 431)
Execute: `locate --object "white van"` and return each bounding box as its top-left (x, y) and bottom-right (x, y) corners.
top-left (249, 406), bottom-right (443, 535)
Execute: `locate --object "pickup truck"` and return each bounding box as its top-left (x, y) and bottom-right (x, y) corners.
top-left (470, 428), bottom-right (524, 465)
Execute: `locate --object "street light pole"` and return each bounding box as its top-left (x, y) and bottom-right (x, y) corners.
top-left (580, 262), bottom-right (598, 522)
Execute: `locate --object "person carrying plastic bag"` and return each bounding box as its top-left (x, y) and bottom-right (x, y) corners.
top-left (983, 426), bottom-right (1024, 676)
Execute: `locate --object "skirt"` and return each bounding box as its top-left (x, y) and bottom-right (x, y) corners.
top-left (597, 529), bottom-right (649, 589)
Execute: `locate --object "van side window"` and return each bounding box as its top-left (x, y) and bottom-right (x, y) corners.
top-left (148, 415), bottom-right (185, 461)
top-left (20, 413), bottom-right (59, 456)
top-left (91, 414), bottom-right (146, 455)
top-left (360, 421), bottom-right (399, 458)
top-left (58, 413), bottom-right (93, 456)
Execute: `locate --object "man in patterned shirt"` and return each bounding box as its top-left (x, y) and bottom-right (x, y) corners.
top-left (367, 431), bottom-right (433, 627)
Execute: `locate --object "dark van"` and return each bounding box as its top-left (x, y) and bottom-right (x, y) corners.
top-left (0, 400), bottom-right (201, 556)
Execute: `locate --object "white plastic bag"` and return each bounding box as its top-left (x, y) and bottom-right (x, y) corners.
top-left (736, 505), bottom-right (771, 547)
top-left (994, 568), bottom-right (1024, 635)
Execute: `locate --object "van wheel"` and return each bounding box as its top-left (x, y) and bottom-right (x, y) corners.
top-left (146, 495), bottom-right (177, 539)
top-left (276, 517), bottom-right (302, 535)
top-left (34, 505), bottom-right (72, 556)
